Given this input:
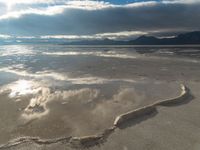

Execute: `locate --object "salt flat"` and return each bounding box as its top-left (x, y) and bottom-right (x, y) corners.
top-left (0, 45), bottom-right (200, 150)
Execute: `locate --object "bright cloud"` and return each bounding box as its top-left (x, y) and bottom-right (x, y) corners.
top-left (1, 0), bottom-right (198, 20)
top-left (0, 34), bottom-right (12, 39)
top-left (40, 31), bottom-right (147, 40)
top-left (0, 0), bottom-right (200, 38)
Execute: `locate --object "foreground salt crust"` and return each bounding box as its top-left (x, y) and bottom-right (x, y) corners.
top-left (114, 84), bottom-right (188, 127)
top-left (0, 84), bottom-right (191, 149)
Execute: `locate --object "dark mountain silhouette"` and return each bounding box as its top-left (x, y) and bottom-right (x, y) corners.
top-left (68, 31), bottom-right (200, 45)
top-left (129, 35), bottom-right (159, 45)
top-left (66, 38), bottom-right (127, 45)
top-left (1, 31), bottom-right (200, 45)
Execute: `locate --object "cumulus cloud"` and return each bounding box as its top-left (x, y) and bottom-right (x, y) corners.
top-left (0, 0), bottom-right (200, 39)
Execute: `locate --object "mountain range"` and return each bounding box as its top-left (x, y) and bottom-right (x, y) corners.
top-left (68, 31), bottom-right (200, 45)
top-left (1, 31), bottom-right (200, 45)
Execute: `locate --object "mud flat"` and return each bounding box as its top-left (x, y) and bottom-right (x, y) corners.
top-left (0, 45), bottom-right (200, 150)
top-left (2, 83), bottom-right (197, 150)
top-left (113, 84), bottom-right (191, 128)
top-left (0, 84), bottom-right (193, 149)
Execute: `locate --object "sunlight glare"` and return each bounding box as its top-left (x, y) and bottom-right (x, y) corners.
top-left (9, 80), bottom-right (35, 97)
top-left (4, 0), bottom-right (15, 11)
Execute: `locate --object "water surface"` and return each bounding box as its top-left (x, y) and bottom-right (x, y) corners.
top-left (0, 45), bottom-right (200, 145)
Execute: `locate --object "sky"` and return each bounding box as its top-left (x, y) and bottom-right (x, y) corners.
top-left (0, 0), bottom-right (200, 41)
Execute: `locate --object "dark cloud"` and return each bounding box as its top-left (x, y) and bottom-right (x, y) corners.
top-left (0, 1), bottom-right (200, 37)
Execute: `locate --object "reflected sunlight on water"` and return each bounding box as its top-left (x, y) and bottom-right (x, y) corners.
top-left (0, 45), bottom-right (35, 56)
top-left (9, 80), bottom-right (33, 97)
top-left (0, 45), bottom-right (200, 147)
top-left (0, 80), bottom-right (39, 98)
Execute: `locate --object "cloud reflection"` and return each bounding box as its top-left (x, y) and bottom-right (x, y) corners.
top-left (0, 66), bottom-right (137, 84)
top-left (0, 45), bottom-right (35, 56)
top-left (92, 87), bottom-right (145, 120)
top-left (0, 79), bottom-right (100, 120)
top-left (0, 80), bottom-right (39, 98)
top-left (42, 51), bottom-right (137, 59)
top-left (23, 87), bottom-right (100, 120)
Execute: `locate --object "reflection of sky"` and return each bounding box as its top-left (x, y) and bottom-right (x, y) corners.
top-left (7, 80), bottom-right (38, 98)
top-left (0, 44), bottom-right (199, 121)
top-left (0, 45), bottom-right (35, 56)
top-left (0, 45), bottom-right (141, 120)
top-left (0, 45), bottom-right (139, 74)
top-left (0, 44), bottom-right (196, 143)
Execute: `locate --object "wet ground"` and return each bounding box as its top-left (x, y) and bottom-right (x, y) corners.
top-left (0, 45), bottom-right (200, 149)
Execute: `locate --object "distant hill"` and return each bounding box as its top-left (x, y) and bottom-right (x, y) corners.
top-left (67, 38), bottom-right (126, 45)
top-left (128, 31), bottom-right (200, 45)
top-left (67, 31), bottom-right (200, 45)
top-left (1, 31), bottom-right (200, 45)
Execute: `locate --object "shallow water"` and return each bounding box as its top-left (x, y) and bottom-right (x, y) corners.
top-left (0, 45), bottom-right (200, 146)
